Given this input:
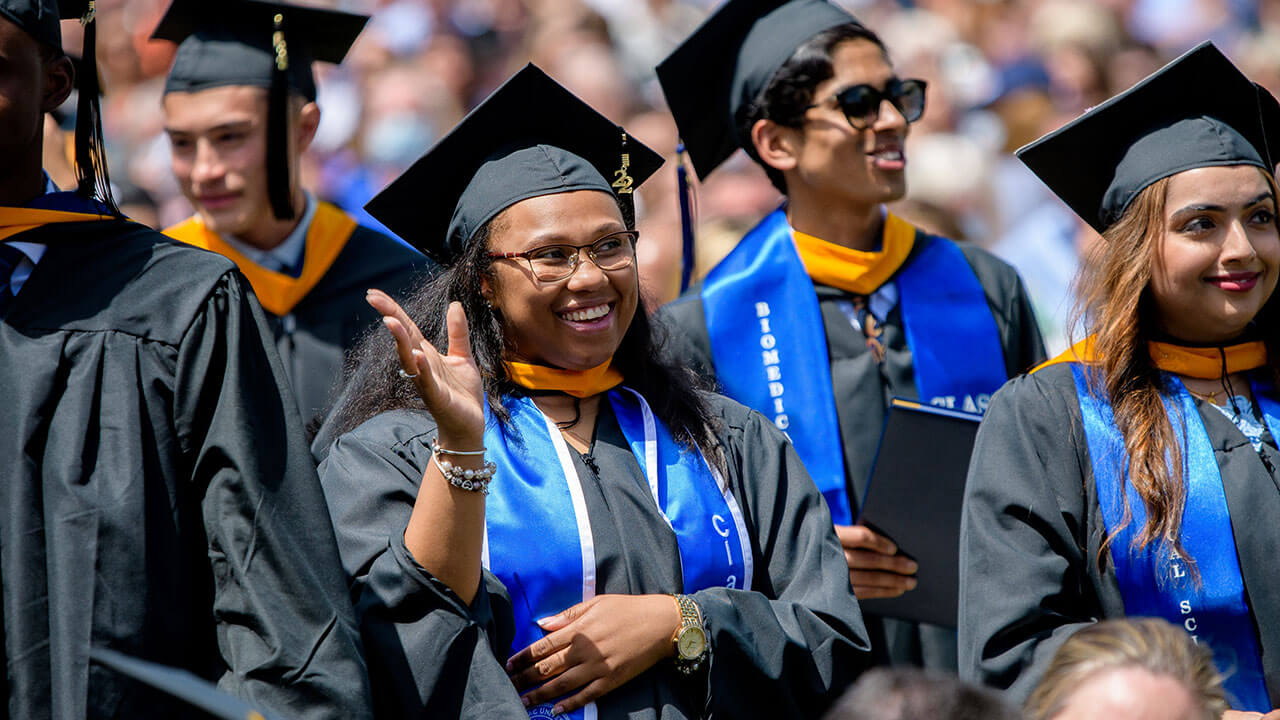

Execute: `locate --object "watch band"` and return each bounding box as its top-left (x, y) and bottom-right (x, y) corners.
top-left (671, 594), bottom-right (708, 674)
top-left (674, 594), bottom-right (702, 628)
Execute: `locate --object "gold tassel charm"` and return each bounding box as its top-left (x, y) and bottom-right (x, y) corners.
top-left (272, 13), bottom-right (289, 71)
top-left (612, 130), bottom-right (634, 194)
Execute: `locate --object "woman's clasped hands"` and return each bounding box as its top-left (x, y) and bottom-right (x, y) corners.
top-left (507, 594), bottom-right (683, 715)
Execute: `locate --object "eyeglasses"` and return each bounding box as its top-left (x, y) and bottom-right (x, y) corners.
top-left (806, 78), bottom-right (928, 130)
top-left (488, 230), bottom-right (639, 282)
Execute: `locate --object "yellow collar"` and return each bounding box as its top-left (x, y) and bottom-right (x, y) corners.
top-left (1034, 335), bottom-right (1267, 379)
top-left (791, 212), bottom-right (917, 295)
top-left (504, 360), bottom-right (623, 399)
top-left (164, 201), bottom-right (357, 316)
top-left (0, 207), bottom-right (112, 243)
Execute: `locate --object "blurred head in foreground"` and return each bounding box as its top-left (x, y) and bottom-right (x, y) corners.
top-left (1025, 618), bottom-right (1228, 720)
top-left (823, 667), bottom-right (1022, 720)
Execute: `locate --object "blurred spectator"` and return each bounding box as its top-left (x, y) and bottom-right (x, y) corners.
top-left (1025, 619), bottom-right (1228, 720)
top-left (823, 667), bottom-right (1023, 720)
top-left (77, 0), bottom-right (1270, 327)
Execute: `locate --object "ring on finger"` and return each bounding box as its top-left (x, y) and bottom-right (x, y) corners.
top-left (398, 368), bottom-right (420, 379)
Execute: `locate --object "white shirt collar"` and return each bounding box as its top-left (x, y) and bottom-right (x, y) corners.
top-left (4, 173), bottom-right (60, 268)
top-left (222, 192), bottom-right (317, 275)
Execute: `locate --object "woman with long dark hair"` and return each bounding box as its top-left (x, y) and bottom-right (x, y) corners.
top-left (314, 65), bottom-right (870, 720)
top-left (959, 43), bottom-right (1280, 716)
top-left (653, 0), bottom-right (1045, 670)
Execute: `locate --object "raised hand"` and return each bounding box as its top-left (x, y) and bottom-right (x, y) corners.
top-left (369, 289), bottom-right (489, 604)
top-left (506, 594), bottom-right (681, 714)
top-left (366, 289), bottom-right (484, 446)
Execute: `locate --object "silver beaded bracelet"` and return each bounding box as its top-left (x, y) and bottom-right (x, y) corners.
top-left (431, 447), bottom-right (496, 494)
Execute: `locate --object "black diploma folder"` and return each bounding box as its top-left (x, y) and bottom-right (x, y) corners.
top-left (854, 398), bottom-right (981, 628)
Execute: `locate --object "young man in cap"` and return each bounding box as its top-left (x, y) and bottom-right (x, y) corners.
top-left (0, 0), bottom-right (373, 716)
top-left (656, 0), bottom-right (1045, 670)
top-left (156, 0), bottom-right (431, 431)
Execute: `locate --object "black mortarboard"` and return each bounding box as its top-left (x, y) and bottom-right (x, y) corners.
top-left (365, 64), bottom-right (664, 266)
top-left (656, 0), bottom-right (860, 180)
top-left (1018, 41), bottom-right (1280, 234)
top-left (0, 0), bottom-right (68, 48)
top-left (152, 0), bottom-right (367, 220)
top-left (90, 647), bottom-right (286, 720)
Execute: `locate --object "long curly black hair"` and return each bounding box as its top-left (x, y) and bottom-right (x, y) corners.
top-left (327, 198), bottom-right (723, 463)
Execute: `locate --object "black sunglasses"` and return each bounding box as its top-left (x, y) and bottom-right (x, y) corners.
top-left (806, 78), bottom-right (928, 129)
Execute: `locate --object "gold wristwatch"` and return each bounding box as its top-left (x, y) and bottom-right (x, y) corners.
top-left (671, 594), bottom-right (708, 674)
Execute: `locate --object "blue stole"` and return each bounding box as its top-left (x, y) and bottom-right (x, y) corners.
top-left (699, 207), bottom-right (1005, 524)
top-left (1071, 365), bottom-right (1272, 711)
top-left (482, 390), bottom-right (752, 719)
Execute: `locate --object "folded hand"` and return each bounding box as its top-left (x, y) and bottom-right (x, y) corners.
top-left (506, 594), bottom-right (681, 715)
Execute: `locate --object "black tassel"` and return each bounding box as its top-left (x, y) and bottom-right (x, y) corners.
top-left (675, 142), bottom-right (696, 293)
top-left (267, 12), bottom-right (294, 221)
top-left (73, 2), bottom-right (118, 215)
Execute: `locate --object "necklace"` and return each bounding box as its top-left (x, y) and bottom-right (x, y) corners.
top-left (1186, 386), bottom-right (1223, 404)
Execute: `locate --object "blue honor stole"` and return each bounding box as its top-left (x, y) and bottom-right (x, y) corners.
top-left (700, 208), bottom-right (1005, 524)
top-left (1072, 365), bottom-right (1273, 711)
top-left (482, 390), bottom-right (753, 720)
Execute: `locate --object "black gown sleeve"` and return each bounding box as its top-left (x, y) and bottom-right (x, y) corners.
top-left (317, 413), bottom-right (526, 719)
top-left (1002, 273), bottom-right (1048, 375)
top-left (173, 271), bottom-right (375, 720)
top-left (694, 402), bottom-right (873, 717)
top-left (957, 368), bottom-right (1116, 700)
top-left (957, 243), bottom-right (1047, 376)
top-left (653, 290), bottom-right (716, 383)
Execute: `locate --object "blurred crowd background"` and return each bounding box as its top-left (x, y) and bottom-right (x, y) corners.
top-left (67, 0), bottom-right (1280, 354)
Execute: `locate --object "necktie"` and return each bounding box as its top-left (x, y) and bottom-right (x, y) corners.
top-left (0, 243), bottom-right (27, 319)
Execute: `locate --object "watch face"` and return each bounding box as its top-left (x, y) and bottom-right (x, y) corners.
top-left (677, 626), bottom-right (706, 659)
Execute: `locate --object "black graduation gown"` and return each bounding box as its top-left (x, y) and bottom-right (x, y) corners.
top-left (316, 394), bottom-right (873, 719)
top-left (959, 362), bottom-right (1280, 703)
top-left (656, 239), bottom-right (1046, 669)
top-left (263, 225), bottom-right (431, 429)
top-left (0, 220), bottom-right (373, 719)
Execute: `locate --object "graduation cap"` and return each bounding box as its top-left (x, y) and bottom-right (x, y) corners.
top-left (90, 647), bottom-right (287, 720)
top-left (365, 64), bottom-right (664, 266)
top-left (1018, 41), bottom-right (1280, 234)
top-left (0, 0), bottom-right (116, 211)
top-left (0, 0), bottom-right (68, 48)
top-left (152, 0), bottom-right (368, 220)
top-left (656, 0), bottom-right (861, 180)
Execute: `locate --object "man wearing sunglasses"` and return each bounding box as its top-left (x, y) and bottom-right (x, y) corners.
top-left (655, 0), bottom-right (1045, 672)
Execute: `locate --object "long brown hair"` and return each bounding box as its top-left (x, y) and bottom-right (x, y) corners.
top-left (1073, 168), bottom-right (1280, 570)
top-left (1025, 618), bottom-right (1227, 720)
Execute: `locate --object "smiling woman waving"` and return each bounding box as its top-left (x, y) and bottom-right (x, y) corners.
top-left (958, 43), bottom-right (1280, 717)
top-left (311, 65), bottom-right (871, 720)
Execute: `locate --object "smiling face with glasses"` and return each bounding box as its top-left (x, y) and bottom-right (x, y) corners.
top-left (481, 189), bottom-right (640, 371)
top-left (774, 38), bottom-right (924, 210)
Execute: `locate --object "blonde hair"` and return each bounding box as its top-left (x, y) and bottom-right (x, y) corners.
top-left (1025, 619), bottom-right (1227, 720)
